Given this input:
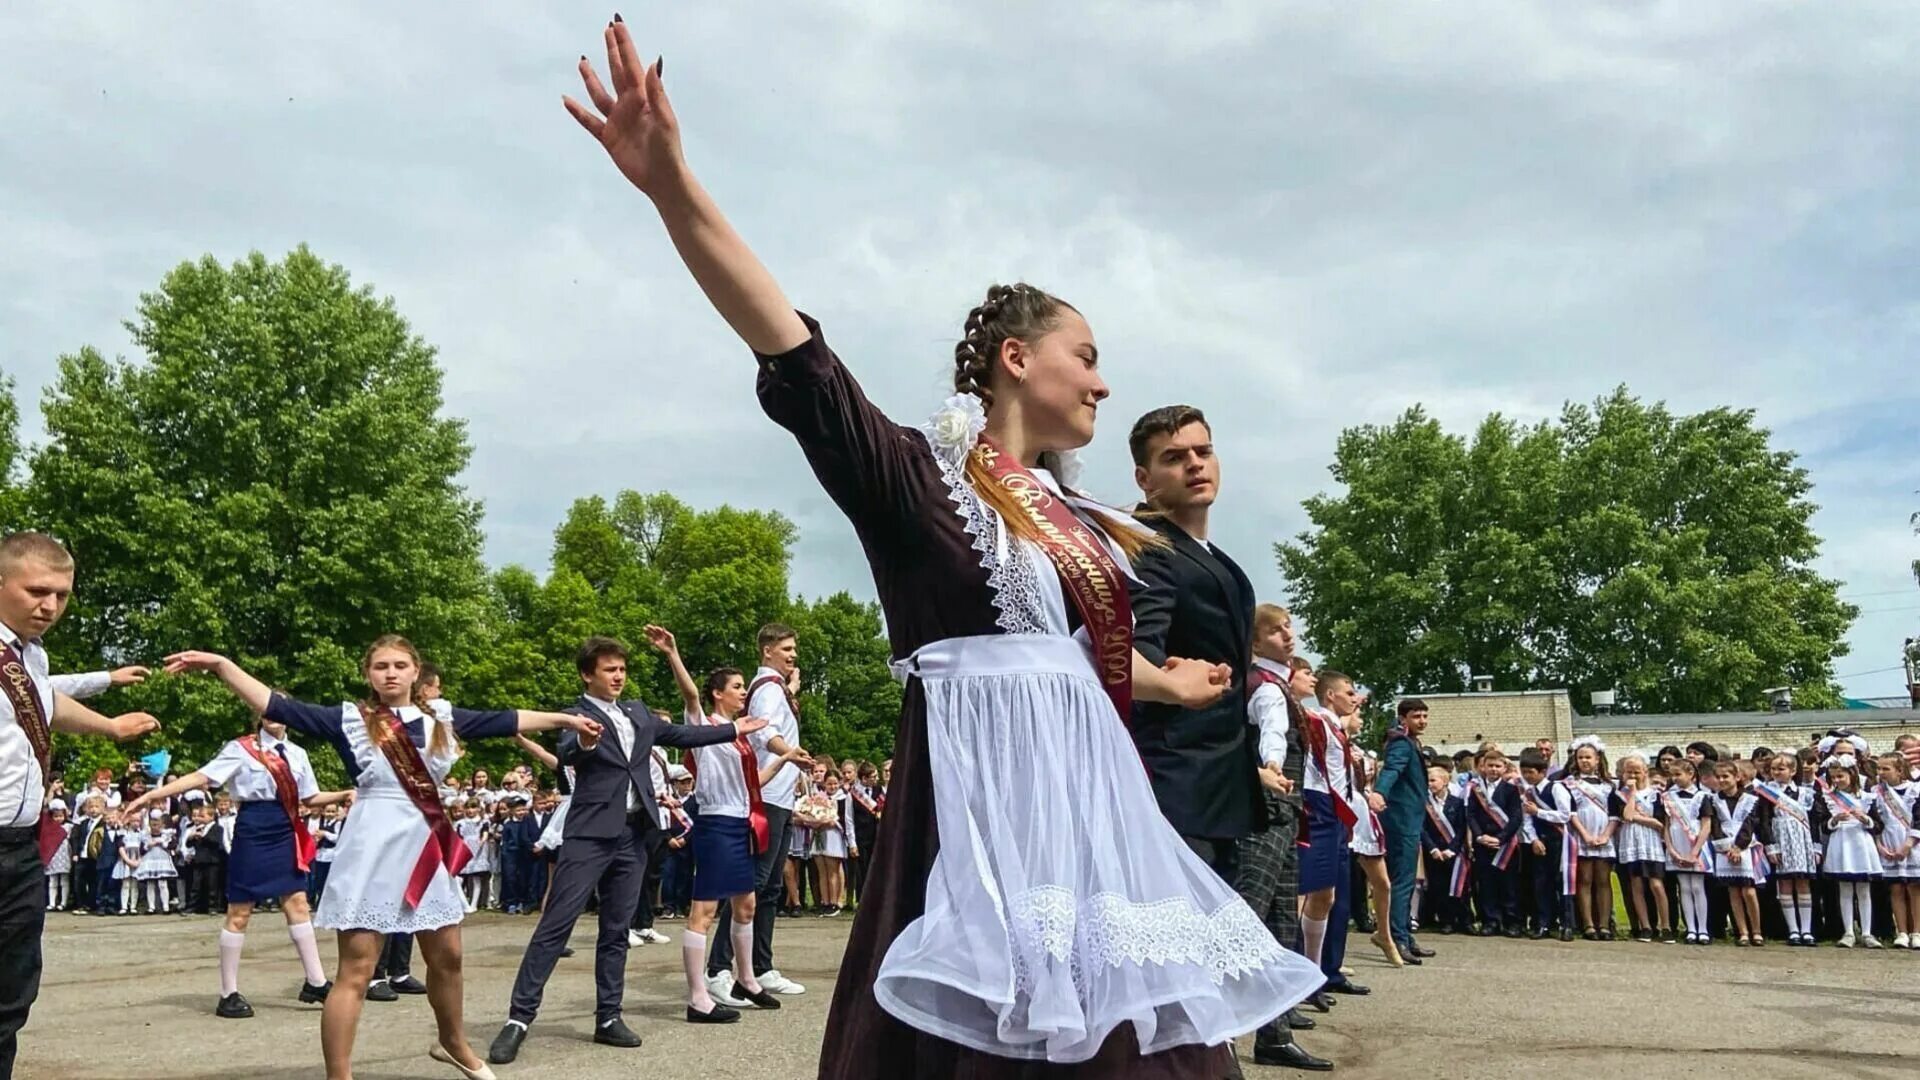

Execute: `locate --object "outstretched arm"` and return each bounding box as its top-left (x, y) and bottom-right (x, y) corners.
top-left (645, 625), bottom-right (704, 719)
top-left (163, 652), bottom-right (272, 715)
top-left (50, 692), bottom-right (159, 742)
top-left (514, 733), bottom-right (560, 771)
top-left (564, 19), bottom-right (807, 355)
top-left (124, 771), bottom-right (210, 817)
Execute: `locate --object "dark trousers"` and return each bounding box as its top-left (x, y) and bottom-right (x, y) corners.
top-left (70, 857), bottom-right (96, 912)
top-left (660, 845), bottom-right (693, 913)
top-left (190, 863), bottom-right (225, 913)
top-left (1528, 843), bottom-right (1572, 930)
top-left (501, 850), bottom-right (533, 911)
top-left (630, 830), bottom-right (668, 930)
top-left (1322, 847), bottom-right (1353, 982)
top-left (375, 932), bottom-right (413, 980)
top-left (709, 806), bottom-right (792, 979)
top-left (1384, 824), bottom-right (1420, 950)
top-left (92, 859), bottom-right (117, 914)
top-left (509, 819), bottom-right (651, 1024)
top-left (0, 829), bottom-right (47, 1079)
top-left (1231, 795), bottom-right (1305, 1051)
top-left (1472, 851), bottom-right (1518, 929)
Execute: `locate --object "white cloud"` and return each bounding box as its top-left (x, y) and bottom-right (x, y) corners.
top-left (2, 0), bottom-right (1914, 696)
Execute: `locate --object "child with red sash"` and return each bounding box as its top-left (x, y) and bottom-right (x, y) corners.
top-left (1564, 736), bottom-right (1623, 940)
top-left (675, 656), bottom-right (808, 1023)
top-left (1872, 752), bottom-right (1920, 948)
top-left (1463, 747), bottom-right (1524, 936)
top-left (1813, 753), bottom-right (1884, 948)
top-left (164, 636), bottom-right (598, 1080)
top-left (1654, 759), bottom-right (1716, 944)
top-left (1421, 765), bottom-right (1468, 934)
top-left (1708, 760), bottom-right (1766, 946)
top-left (127, 711), bottom-right (352, 1017)
top-left (1749, 752), bottom-right (1818, 944)
top-left (1518, 748), bottom-right (1579, 941)
top-left (1612, 753), bottom-right (1672, 943)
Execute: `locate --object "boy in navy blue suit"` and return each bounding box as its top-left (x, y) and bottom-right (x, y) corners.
top-left (500, 802), bottom-right (538, 914)
top-left (1518, 748), bottom-right (1577, 940)
top-left (1465, 747), bottom-right (1525, 936)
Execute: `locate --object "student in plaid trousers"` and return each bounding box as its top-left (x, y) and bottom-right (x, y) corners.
top-left (1233, 605), bottom-right (1330, 1071)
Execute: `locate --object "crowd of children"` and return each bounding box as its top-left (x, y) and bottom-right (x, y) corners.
top-left (1409, 729), bottom-right (1920, 949)
top-left (44, 753), bottom-right (892, 932)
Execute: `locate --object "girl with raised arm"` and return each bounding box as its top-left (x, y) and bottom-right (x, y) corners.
top-left (165, 636), bottom-right (600, 1080)
top-left (561, 19), bottom-right (1320, 1076)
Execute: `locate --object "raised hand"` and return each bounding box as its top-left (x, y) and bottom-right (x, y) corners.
top-left (564, 18), bottom-right (681, 198)
top-left (162, 651), bottom-right (228, 676)
top-left (643, 624), bottom-right (678, 654)
top-left (109, 665), bottom-right (151, 687)
top-left (737, 714), bottom-right (772, 737)
top-left (111, 713), bottom-right (161, 741)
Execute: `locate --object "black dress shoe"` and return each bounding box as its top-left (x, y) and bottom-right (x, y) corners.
top-left (488, 1022), bottom-right (528, 1065)
top-left (593, 1017), bottom-right (644, 1048)
top-left (365, 978), bottom-right (398, 1002)
top-left (1400, 952), bottom-right (1423, 965)
top-left (1559, 928), bottom-right (1575, 942)
top-left (1327, 979), bottom-right (1371, 996)
top-left (297, 980), bottom-right (332, 1004)
top-left (215, 992), bottom-right (254, 1019)
top-left (1479, 925), bottom-right (1498, 937)
top-left (1529, 928), bottom-right (1550, 940)
top-left (1253, 1041), bottom-right (1334, 1071)
top-left (686, 1003), bottom-right (741, 1024)
top-left (737, 986), bottom-right (783, 1010)
top-left (1503, 927), bottom-right (1525, 939)
top-left (389, 974), bottom-right (428, 994)
top-left (1285, 1008), bottom-right (1316, 1030)
top-left (1306, 990), bottom-right (1335, 1013)
top-left (1408, 945), bottom-right (1435, 958)
top-left (560, 946), bottom-right (575, 958)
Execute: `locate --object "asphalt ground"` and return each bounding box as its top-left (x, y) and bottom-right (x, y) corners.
top-left (20, 910), bottom-right (1920, 1079)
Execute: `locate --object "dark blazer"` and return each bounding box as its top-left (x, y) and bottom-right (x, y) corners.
top-left (1374, 729), bottom-right (1428, 840)
top-left (1129, 514), bottom-right (1264, 841)
top-left (556, 696), bottom-right (738, 842)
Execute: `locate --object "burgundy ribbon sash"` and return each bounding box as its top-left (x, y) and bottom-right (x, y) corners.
top-left (1663, 791), bottom-right (1707, 870)
top-left (238, 735), bottom-right (318, 872)
top-left (1877, 783), bottom-right (1912, 832)
top-left (972, 437), bottom-right (1134, 722)
top-left (365, 704), bottom-right (469, 908)
top-left (1302, 710), bottom-right (1360, 829)
top-left (684, 703), bottom-right (769, 856)
top-left (0, 638), bottom-right (67, 864)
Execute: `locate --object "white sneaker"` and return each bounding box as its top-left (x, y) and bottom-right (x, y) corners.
top-left (637, 928), bottom-right (671, 945)
top-left (758, 969), bottom-right (806, 995)
top-left (1896, 933), bottom-right (1911, 949)
top-left (1839, 932), bottom-right (1856, 948)
top-left (1862, 934), bottom-right (1884, 949)
top-left (626, 930), bottom-right (647, 947)
top-left (707, 971), bottom-right (751, 1009)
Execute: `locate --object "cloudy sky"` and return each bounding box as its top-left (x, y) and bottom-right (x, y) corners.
top-left (3, 2), bottom-right (1916, 698)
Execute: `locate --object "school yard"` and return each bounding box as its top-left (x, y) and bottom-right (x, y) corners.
top-left (21, 911), bottom-right (1920, 1080)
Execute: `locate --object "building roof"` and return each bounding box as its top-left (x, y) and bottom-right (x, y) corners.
top-left (1579, 708), bottom-right (1920, 732)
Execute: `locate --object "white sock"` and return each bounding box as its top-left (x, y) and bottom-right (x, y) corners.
top-left (1857, 884), bottom-right (1874, 934)
top-left (1837, 883), bottom-right (1857, 934)
top-left (731, 921), bottom-right (760, 993)
top-left (287, 920), bottom-right (328, 986)
top-left (1678, 878), bottom-right (1697, 933)
top-left (1301, 915), bottom-right (1328, 967)
top-left (219, 929), bottom-right (246, 996)
top-left (683, 931), bottom-right (713, 1010)
top-left (1794, 891), bottom-right (1813, 936)
top-left (1779, 893), bottom-right (1801, 935)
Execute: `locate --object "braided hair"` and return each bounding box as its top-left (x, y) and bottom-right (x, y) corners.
top-left (952, 283), bottom-right (1073, 407)
top-left (950, 283), bottom-right (1163, 563)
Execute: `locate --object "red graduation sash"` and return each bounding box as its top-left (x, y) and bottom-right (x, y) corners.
top-left (364, 704), bottom-right (469, 908)
top-left (1877, 783), bottom-right (1912, 832)
top-left (1754, 782), bottom-right (1808, 825)
top-left (0, 638), bottom-right (68, 864)
top-left (971, 437), bottom-right (1133, 722)
top-left (1472, 780), bottom-right (1521, 869)
top-left (683, 708), bottom-right (769, 856)
top-left (238, 735), bottom-right (318, 872)
top-left (1663, 791), bottom-right (1707, 870)
top-left (1424, 797), bottom-right (1456, 844)
top-left (1301, 710), bottom-right (1359, 829)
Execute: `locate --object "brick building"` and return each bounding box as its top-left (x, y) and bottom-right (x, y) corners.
top-left (1412, 689), bottom-right (1920, 762)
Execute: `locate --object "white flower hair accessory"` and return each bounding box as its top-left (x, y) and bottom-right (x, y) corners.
top-left (1821, 753), bottom-right (1858, 772)
top-left (922, 393), bottom-right (987, 470)
top-left (1570, 735), bottom-right (1607, 754)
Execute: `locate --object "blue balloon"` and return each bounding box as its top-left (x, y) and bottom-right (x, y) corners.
top-left (140, 749), bottom-right (172, 778)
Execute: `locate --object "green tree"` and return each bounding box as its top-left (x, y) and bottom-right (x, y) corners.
top-left (1278, 388), bottom-right (1858, 715)
top-left (0, 372), bottom-right (23, 527)
top-left (787, 591), bottom-right (901, 765)
top-left (28, 248), bottom-right (490, 785)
